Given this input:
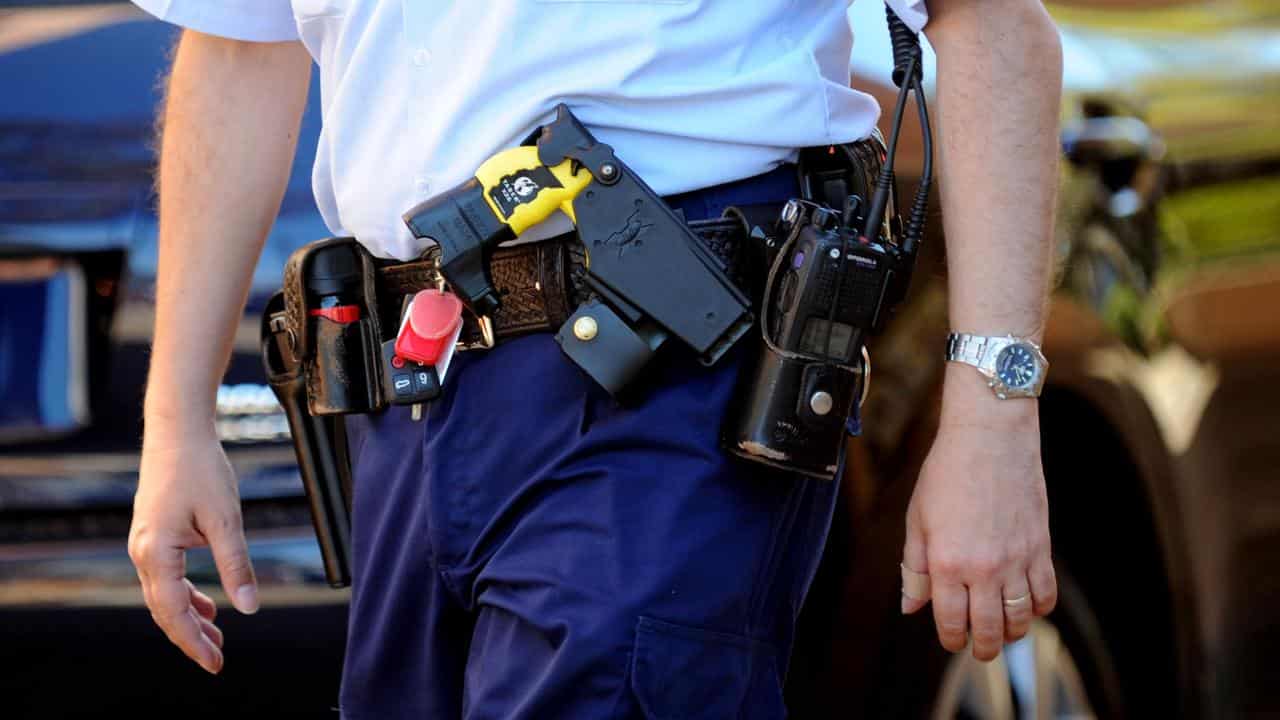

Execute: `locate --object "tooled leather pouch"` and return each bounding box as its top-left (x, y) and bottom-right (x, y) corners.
top-left (282, 237), bottom-right (386, 415)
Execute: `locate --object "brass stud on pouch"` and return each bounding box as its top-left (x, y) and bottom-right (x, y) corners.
top-left (573, 316), bottom-right (599, 342)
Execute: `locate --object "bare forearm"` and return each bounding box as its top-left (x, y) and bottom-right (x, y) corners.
top-left (144, 31), bottom-right (311, 434)
top-left (930, 0), bottom-right (1062, 338)
top-left (925, 0), bottom-right (1063, 416)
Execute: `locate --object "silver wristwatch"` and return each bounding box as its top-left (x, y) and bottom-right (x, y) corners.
top-left (945, 333), bottom-right (1049, 399)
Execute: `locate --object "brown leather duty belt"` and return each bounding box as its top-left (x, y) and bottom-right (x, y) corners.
top-left (373, 216), bottom-right (755, 351)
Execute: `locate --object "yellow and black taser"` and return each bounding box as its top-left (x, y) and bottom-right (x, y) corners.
top-left (403, 105), bottom-right (752, 393)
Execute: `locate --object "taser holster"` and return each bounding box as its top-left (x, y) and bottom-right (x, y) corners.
top-left (403, 104), bottom-right (755, 395)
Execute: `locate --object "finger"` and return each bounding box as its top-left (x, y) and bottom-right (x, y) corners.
top-left (1002, 576), bottom-right (1034, 644)
top-left (185, 578), bottom-right (217, 622)
top-left (969, 585), bottom-right (1005, 662)
top-left (151, 567), bottom-right (222, 674)
top-left (1029, 554), bottom-right (1058, 616)
top-left (901, 520), bottom-right (930, 615)
top-left (200, 510), bottom-right (259, 615)
top-left (931, 581), bottom-right (970, 653)
top-left (187, 607), bottom-right (224, 673)
top-left (198, 615), bottom-right (225, 650)
top-left (130, 534), bottom-right (218, 672)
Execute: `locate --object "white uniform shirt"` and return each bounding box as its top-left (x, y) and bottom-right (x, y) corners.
top-left (133, 0), bottom-right (928, 260)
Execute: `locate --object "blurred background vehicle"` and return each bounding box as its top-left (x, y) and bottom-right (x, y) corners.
top-left (1, 1), bottom-right (1277, 718)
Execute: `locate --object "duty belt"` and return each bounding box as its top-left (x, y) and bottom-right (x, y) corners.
top-left (375, 215), bottom-right (757, 352)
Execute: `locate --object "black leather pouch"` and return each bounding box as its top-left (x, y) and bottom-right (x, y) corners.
top-left (556, 298), bottom-right (667, 396)
top-left (282, 237), bottom-right (387, 416)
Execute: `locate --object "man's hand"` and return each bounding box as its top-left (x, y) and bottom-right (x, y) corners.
top-left (900, 368), bottom-right (1057, 662)
top-left (130, 427), bottom-right (257, 675)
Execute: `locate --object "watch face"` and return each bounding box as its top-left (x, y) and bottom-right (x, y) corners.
top-left (995, 343), bottom-right (1039, 389)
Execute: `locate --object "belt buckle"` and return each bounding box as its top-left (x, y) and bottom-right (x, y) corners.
top-left (457, 314), bottom-right (495, 351)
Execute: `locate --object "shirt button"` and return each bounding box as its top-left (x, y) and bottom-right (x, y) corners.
top-left (415, 176), bottom-right (432, 194)
top-left (412, 48), bottom-right (432, 66)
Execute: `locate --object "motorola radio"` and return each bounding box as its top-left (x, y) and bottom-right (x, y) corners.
top-left (726, 7), bottom-right (935, 478)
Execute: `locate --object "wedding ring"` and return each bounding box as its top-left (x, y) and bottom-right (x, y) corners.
top-left (1003, 592), bottom-right (1031, 608)
top-left (900, 563), bottom-right (931, 601)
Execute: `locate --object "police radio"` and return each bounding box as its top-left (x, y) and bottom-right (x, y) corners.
top-left (726, 7), bottom-right (934, 478)
top-left (770, 200), bottom-right (901, 367)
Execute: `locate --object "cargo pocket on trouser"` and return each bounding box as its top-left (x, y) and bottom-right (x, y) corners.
top-left (629, 617), bottom-right (786, 720)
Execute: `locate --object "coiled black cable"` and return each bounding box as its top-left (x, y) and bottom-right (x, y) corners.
top-left (881, 6), bottom-right (934, 259)
top-left (902, 75), bottom-right (933, 257)
top-left (827, 8), bottom-right (936, 359)
top-left (888, 6), bottom-right (924, 89)
top-left (857, 47), bottom-right (917, 243)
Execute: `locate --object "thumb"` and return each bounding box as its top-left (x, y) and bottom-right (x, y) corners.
top-left (202, 509), bottom-right (259, 615)
top-left (901, 513), bottom-right (930, 615)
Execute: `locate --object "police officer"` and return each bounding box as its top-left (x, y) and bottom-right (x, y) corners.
top-left (127, 0), bottom-right (1063, 717)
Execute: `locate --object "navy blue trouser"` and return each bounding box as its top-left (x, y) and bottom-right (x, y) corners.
top-left (339, 166), bottom-right (840, 719)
